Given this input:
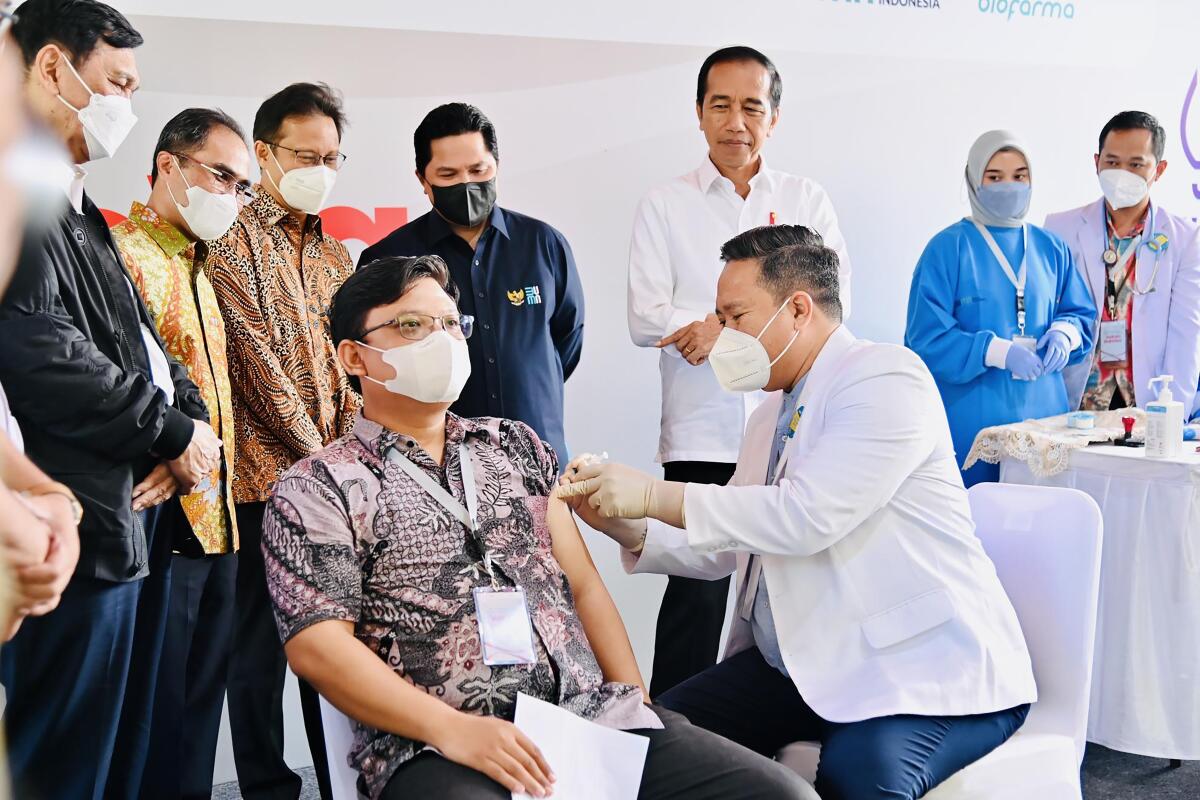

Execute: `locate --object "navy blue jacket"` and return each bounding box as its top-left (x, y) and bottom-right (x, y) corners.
top-left (359, 206), bottom-right (584, 465)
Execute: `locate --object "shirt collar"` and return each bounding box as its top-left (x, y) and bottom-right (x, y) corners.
top-left (423, 203), bottom-right (509, 245)
top-left (1106, 201), bottom-right (1151, 241)
top-left (66, 165), bottom-right (87, 214)
top-left (249, 183), bottom-right (324, 239)
top-left (697, 155), bottom-right (773, 195)
top-left (353, 409), bottom-right (490, 462)
top-left (128, 201), bottom-right (193, 259)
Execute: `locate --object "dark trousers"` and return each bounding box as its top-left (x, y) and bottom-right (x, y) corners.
top-left (379, 706), bottom-right (817, 800)
top-left (659, 647), bottom-right (1031, 800)
top-left (1, 508), bottom-right (163, 800)
top-left (137, 502), bottom-right (238, 800)
top-left (649, 460), bottom-right (736, 698)
top-left (107, 502), bottom-right (175, 799)
top-left (228, 501), bottom-right (330, 800)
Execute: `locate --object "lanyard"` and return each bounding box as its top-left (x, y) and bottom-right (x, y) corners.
top-left (972, 220), bottom-right (1029, 337)
top-left (387, 443), bottom-right (496, 585)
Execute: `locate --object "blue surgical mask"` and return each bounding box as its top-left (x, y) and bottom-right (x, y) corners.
top-left (976, 181), bottom-right (1031, 222)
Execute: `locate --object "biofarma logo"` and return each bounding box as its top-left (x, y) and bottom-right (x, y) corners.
top-left (977, 0), bottom-right (1077, 21)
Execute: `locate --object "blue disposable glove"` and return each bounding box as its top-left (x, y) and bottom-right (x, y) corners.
top-left (1005, 343), bottom-right (1044, 381)
top-left (1038, 329), bottom-right (1072, 374)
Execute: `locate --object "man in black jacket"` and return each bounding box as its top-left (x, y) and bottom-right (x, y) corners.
top-left (0, 3), bottom-right (221, 798)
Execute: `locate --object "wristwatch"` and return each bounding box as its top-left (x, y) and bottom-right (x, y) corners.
top-left (22, 481), bottom-right (84, 525)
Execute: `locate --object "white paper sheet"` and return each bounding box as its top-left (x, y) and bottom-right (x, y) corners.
top-left (512, 693), bottom-right (650, 800)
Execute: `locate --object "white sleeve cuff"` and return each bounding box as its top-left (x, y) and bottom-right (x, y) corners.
top-left (985, 336), bottom-right (1013, 370)
top-left (1049, 320), bottom-right (1082, 351)
top-left (664, 308), bottom-right (707, 340)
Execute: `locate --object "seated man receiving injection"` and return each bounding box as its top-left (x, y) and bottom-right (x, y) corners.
top-left (261, 255), bottom-right (816, 800)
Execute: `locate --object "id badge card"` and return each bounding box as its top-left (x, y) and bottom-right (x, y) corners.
top-left (1099, 320), bottom-right (1128, 363)
top-left (1013, 336), bottom-right (1038, 352)
top-left (473, 586), bottom-right (537, 666)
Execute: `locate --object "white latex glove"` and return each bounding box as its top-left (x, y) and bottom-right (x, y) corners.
top-left (556, 462), bottom-right (686, 528)
top-left (556, 456), bottom-right (648, 550)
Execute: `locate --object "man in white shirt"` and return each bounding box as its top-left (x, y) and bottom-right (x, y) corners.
top-left (627, 45), bottom-right (851, 696)
top-left (568, 226), bottom-right (1034, 799)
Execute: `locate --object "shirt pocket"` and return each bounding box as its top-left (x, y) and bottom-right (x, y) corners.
top-left (860, 587), bottom-right (957, 650)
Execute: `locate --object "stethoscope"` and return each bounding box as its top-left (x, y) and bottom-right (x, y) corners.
top-left (1101, 202), bottom-right (1168, 299)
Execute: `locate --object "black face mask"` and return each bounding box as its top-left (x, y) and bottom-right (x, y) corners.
top-left (430, 178), bottom-right (497, 228)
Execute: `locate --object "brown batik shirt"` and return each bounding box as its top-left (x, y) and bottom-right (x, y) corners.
top-left (205, 187), bottom-right (360, 503)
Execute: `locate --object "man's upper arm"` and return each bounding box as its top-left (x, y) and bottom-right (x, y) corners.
top-left (685, 354), bottom-right (937, 557)
top-left (0, 237), bottom-right (194, 461)
top-left (549, 229), bottom-right (585, 380)
top-left (627, 192), bottom-right (699, 348)
top-left (261, 471), bottom-right (362, 644)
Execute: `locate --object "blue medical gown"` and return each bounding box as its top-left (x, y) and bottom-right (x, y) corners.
top-left (905, 219), bottom-right (1097, 486)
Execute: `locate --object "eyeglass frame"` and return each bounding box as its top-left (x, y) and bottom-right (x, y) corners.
top-left (169, 152), bottom-right (256, 204)
top-left (265, 141), bottom-right (348, 171)
top-left (358, 312), bottom-right (475, 342)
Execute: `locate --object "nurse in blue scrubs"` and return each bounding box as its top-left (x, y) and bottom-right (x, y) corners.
top-left (905, 130), bottom-right (1097, 486)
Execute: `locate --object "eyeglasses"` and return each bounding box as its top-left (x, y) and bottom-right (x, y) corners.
top-left (359, 313), bottom-right (474, 342)
top-left (266, 142), bottom-right (347, 171)
top-left (171, 152), bottom-right (256, 204)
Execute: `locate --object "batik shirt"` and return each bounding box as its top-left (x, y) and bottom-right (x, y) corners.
top-left (112, 202), bottom-right (237, 553)
top-left (1082, 209), bottom-right (1146, 410)
top-left (262, 412), bottom-right (657, 798)
top-left (205, 188), bottom-right (360, 503)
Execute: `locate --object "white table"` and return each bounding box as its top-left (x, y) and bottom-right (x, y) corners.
top-left (1000, 445), bottom-right (1200, 760)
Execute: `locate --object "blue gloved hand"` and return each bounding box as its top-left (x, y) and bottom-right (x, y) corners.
top-left (1038, 329), bottom-right (1072, 374)
top-left (1005, 343), bottom-right (1044, 381)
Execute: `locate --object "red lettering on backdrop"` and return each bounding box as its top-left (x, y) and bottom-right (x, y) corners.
top-left (319, 206), bottom-right (408, 246)
top-left (96, 205), bottom-right (407, 247)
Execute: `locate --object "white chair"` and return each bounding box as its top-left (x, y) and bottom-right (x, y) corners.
top-left (319, 695), bottom-right (367, 800)
top-left (777, 483), bottom-right (1103, 799)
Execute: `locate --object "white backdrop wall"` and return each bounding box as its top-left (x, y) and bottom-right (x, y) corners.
top-left (70, 0), bottom-right (1200, 782)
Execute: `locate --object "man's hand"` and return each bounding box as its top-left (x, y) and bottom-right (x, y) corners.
top-left (556, 456), bottom-right (649, 550)
top-left (430, 711), bottom-right (556, 798)
top-left (133, 462), bottom-right (179, 511)
top-left (656, 314), bottom-right (723, 366)
top-left (17, 492), bottom-right (81, 616)
top-left (168, 419), bottom-right (221, 494)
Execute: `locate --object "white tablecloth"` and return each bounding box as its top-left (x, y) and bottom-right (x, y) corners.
top-left (1001, 445), bottom-right (1200, 759)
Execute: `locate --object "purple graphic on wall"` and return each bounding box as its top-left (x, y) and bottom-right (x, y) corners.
top-left (1182, 70), bottom-right (1200, 199)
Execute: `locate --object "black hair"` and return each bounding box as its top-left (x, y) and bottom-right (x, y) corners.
top-left (414, 102), bottom-right (499, 177)
top-left (330, 256), bottom-right (461, 393)
top-left (150, 107), bottom-right (246, 183)
top-left (719, 224), bottom-right (823, 261)
top-left (12, 0), bottom-right (142, 67)
top-left (1098, 110), bottom-right (1165, 161)
top-left (696, 46), bottom-right (782, 110)
top-left (721, 226), bottom-right (841, 322)
top-left (253, 82), bottom-right (346, 145)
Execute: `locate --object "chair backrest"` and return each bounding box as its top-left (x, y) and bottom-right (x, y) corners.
top-left (319, 695), bottom-right (364, 800)
top-left (968, 482), bottom-right (1103, 766)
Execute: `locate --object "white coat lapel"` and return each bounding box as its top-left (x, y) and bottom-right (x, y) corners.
top-left (740, 392), bottom-right (782, 487)
top-left (1077, 200), bottom-right (1108, 310)
top-left (772, 326), bottom-right (857, 482)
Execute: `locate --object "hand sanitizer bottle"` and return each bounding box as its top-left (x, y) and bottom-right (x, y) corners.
top-left (1145, 376), bottom-right (1184, 459)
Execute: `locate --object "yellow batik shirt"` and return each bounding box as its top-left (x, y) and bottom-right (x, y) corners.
top-left (111, 202), bottom-right (238, 554)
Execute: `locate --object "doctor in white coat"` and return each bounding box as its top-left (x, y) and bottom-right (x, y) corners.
top-left (559, 226), bottom-right (1036, 800)
top-left (1044, 110), bottom-right (1200, 416)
